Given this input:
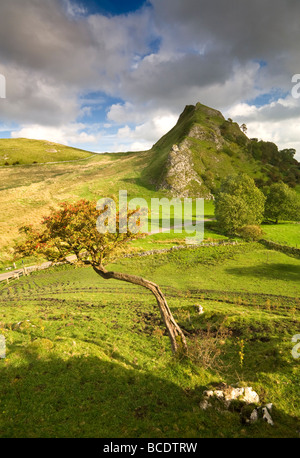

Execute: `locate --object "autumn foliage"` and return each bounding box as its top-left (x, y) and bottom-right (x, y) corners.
top-left (16, 199), bottom-right (141, 264)
top-left (15, 199), bottom-right (187, 354)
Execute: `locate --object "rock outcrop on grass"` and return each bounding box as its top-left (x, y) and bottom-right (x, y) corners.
top-left (200, 384), bottom-right (274, 426)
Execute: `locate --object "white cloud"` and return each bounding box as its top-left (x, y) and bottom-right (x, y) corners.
top-left (0, 0), bottom-right (300, 156)
top-left (117, 114), bottom-right (178, 144)
top-left (11, 123), bottom-right (99, 146)
top-left (62, 0), bottom-right (87, 18)
top-left (0, 0), bottom-right (155, 126)
top-left (225, 96), bottom-right (300, 159)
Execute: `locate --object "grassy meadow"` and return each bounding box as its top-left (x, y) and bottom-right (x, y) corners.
top-left (262, 223), bottom-right (300, 248)
top-left (0, 138), bottom-right (94, 166)
top-left (0, 241), bottom-right (300, 438)
top-left (0, 140), bottom-right (300, 438)
top-left (0, 149), bottom-right (155, 262)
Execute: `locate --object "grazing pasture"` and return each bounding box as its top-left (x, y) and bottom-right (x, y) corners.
top-left (0, 242), bottom-right (299, 438)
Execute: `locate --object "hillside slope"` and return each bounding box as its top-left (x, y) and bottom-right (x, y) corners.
top-left (0, 149), bottom-right (156, 261)
top-left (0, 138), bottom-right (95, 166)
top-left (0, 101), bottom-right (299, 260)
top-left (142, 102), bottom-right (300, 197)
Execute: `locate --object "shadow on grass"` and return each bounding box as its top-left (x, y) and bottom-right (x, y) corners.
top-left (121, 177), bottom-right (157, 193)
top-left (225, 263), bottom-right (300, 282)
top-left (0, 350), bottom-right (199, 438)
top-left (0, 346), bottom-right (299, 438)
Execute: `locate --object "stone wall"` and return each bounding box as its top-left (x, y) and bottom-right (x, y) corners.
top-left (260, 239), bottom-right (300, 258)
top-left (124, 240), bottom-right (240, 258)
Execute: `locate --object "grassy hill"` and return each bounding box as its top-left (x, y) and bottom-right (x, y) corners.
top-left (0, 103), bottom-right (300, 261)
top-left (0, 242), bottom-right (299, 437)
top-left (0, 138), bottom-right (95, 166)
top-left (142, 103), bottom-right (300, 197)
top-left (0, 149), bottom-right (162, 261)
top-left (0, 105), bottom-right (300, 439)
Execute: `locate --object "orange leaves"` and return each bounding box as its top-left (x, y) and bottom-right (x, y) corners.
top-left (15, 198), bottom-right (143, 266)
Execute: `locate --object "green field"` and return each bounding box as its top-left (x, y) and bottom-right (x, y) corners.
top-left (0, 132), bottom-right (300, 439)
top-left (0, 138), bottom-right (95, 166)
top-left (0, 133), bottom-right (299, 263)
top-left (0, 149), bottom-right (154, 260)
top-left (262, 223), bottom-right (300, 248)
top-left (0, 242), bottom-right (299, 438)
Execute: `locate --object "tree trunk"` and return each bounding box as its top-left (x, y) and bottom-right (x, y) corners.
top-left (92, 265), bottom-right (188, 355)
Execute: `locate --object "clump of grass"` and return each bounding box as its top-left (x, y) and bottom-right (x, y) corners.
top-left (187, 323), bottom-right (232, 373)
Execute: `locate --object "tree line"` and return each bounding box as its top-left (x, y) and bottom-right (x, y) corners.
top-left (215, 174), bottom-right (300, 237)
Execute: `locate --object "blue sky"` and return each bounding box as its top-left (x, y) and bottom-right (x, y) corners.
top-left (0, 0), bottom-right (300, 157)
top-left (79, 0), bottom-right (148, 16)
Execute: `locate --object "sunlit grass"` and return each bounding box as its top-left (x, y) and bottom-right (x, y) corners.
top-left (1, 243), bottom-right (299, 437)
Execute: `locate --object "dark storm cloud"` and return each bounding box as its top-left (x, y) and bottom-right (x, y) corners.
top-left (0, 0), bottom-right (154, 125)
top-left (122, 51), bottom-right (234, 104)
top-left (0, 0), bottom-right (299, 152)
top-left (0, 0), bottom-right (97, 84)
top-left (105, 0), bottom-right (300, 122)
top-left (151, 0), bottom-right (300, 64)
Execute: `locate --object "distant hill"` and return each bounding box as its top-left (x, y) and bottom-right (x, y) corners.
top-left (142, 102), bottom-right (300, 198)
top-left (0, 103), bottom-right (299, 261)
top-left (0, 138), bottom-right (95, 166)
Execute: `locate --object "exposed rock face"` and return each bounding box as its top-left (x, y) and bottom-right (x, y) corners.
top-left (200, 386), bottom-right (260, 410)
top-left (159, 142), bottom-right (204, 197)
top-left (156, 106), bottom-right (227, 198)
top-left (152, 101), bottom-right (251, 198)
top-left (188, 124), bottom-right (224, 151)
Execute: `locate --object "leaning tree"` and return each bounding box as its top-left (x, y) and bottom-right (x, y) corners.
top-left (15, 199), bottom-right (187, 354)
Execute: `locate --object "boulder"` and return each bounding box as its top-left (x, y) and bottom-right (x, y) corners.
top-left (200, 385), bottom-right (259, 408)
top-left (199, 385), bottom-right (274, 426)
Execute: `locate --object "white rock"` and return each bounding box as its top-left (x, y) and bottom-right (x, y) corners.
top-left (224, 387), bottom-right (244, 402)
top-left (243, 387), bottom-right (260, 404)
top-left (262, 407), bottom-right (274, 426)
top-left (250, 408), bottom-right (258, 423)
top-left (203, 390), bottom-right (214, 398)
top-left (200, 386), bottom-right (260, 416)
top-left (197, 305), bottom-right (204, 314)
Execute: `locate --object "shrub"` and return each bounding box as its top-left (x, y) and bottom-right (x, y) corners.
top-left (237, 225), bottom-right (264, 241)
top-left (222, 146), bottom-right (234, 157)
top-left (188, 323), bottom-right (232, 372)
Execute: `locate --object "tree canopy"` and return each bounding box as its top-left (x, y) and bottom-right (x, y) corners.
top-left (16, 199), bottom-right (140, 264)
top-left (214, 174), bottom-right (266, 234)
top-left (15, 199), bottom-right (187, 355)
top-left (264, 182), bottom-right (300, 223)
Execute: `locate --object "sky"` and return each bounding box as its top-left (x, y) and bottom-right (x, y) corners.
top-left (0, 0), bottom-right (300, 158)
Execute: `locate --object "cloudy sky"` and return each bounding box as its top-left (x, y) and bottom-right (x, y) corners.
top-left (0, 0), bottom-right (300, 157)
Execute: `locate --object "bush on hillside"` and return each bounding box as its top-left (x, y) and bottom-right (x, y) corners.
top-left (237, 225), bottom-right (264, 241)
